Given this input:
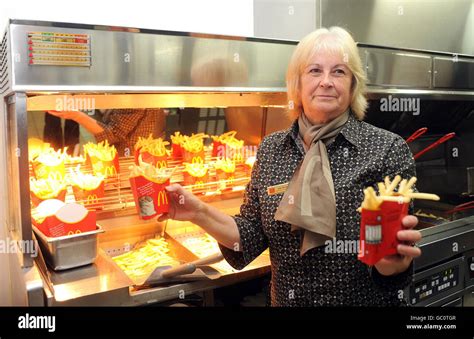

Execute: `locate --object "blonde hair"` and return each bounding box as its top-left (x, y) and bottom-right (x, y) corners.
top-left (286, 26), bottom-right (368, 120)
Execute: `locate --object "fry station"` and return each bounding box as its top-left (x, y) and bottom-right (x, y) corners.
top-left (1, 19), bottom-right (473, 307)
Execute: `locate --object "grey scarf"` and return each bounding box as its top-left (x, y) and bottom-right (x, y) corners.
top-left (274, 110), bottom-right (349, 256)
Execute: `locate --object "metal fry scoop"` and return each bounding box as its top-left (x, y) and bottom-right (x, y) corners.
top-left (140, 252), bottom-right (223, 287)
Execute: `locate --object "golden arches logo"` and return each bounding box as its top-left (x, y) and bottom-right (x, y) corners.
top-left (35, 165), bottom-right (63, 180)
top-left (47, 171), bottom-right (64, 181)
top-left (155, 160), bottom-right (167, 169)
top-left (67, 230), bottom-right (82, 235)
top-left (157, 191), bottom-right (168, 206)
top-left (191, 156), bottom-right (204, 164)
top-left (104, 165), bottom-right (117, 177)
top-left (86, 194), bottom-right (99, 205)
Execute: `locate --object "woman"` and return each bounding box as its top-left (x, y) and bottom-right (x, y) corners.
top-left (159, 27), bottom-right (422, 306)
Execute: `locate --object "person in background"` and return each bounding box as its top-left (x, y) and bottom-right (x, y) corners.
top-left (43, 115), bottom-right (80, 155)
top-left (158, 26), bottom-right (422, 306)
top-left (47, 108), bottom-right (166, 157)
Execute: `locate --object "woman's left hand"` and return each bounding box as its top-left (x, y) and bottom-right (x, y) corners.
top-left (374, 215), bottom-right (422, 276)
top-left (47, 110), bottom-right (84, 121)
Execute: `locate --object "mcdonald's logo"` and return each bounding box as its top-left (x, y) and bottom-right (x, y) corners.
top-left (155, 160), bottom-right (167, 169)
top-left (67, 230), bottom-right (82, 235)
top-left (48, 171), bottom-right (64, 181)
top-left (191, 156), bottom-right (204, 164)
top-left (157, 190), bottom-right (168, 206)
top-left (35, 165), bottom-right (63, 180)
top-left (104, 165), bottom-right (117, 177)
top-left (86, 194), bottom-right (99, 205)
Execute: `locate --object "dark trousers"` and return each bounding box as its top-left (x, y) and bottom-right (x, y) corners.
top-left (43, 114), bottom-right (80, 154)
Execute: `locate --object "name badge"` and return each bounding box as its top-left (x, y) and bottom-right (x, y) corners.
top-left (267, 182), bottom-right (289, 196)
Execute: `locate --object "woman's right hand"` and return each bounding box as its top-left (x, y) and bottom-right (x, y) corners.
top-left (157, 184), bottom-right (207, 223)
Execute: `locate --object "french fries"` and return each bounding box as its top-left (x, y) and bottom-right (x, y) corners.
top-left (135, 134), bottom-right (169, 157)
top-left (64, 154), bottom-right (85, 165)
top-left (28, 138), bottom-right (52, 162)
top-left (183, 162), bottom-right (208, 178)
top-left (68, 165), bottom-right (104, 190)
top-left (83, 141), bottom-right (117, 161)
top-left (213, 158), bottom-right (236, 173)
top-left (170, 131), bottom-right (186, 145)
top-left (211, 131), bottom-right (236, 142)
top-left (181, 133), bottom-right (209, 153)
top-left (360, 175), bottom-right (440, 211)
top-left (212, 131), bottom-right (244, 149)
top-left (112, 237), bottom-right (179, 283)
top-left (129, 161), bottom-right (174, 184)
top-left (34, 147), bottom-right (67, 166)
top-left (30, 178), bottom-right (66, 199)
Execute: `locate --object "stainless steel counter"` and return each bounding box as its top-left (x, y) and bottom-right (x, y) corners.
top-left (42, 249), bottom-right (270, 306)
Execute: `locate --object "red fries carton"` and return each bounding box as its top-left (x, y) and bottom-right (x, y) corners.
top-left (358, 201), bottom-right (409, 266)
top-left (30, 188), bottom-right (67, 208)
top-left (134, 136), bottom-right (169, 167)
top-left (72, 181), bottom-right (105, 210)
top-left (32, 200), bottom-right (97, 237)
top-left (29, 178), bottom-right (67, 207)
top-left (31, 147), bottom-right (66, 180)
top-left (89, 153), bottom-right (119, 178)
top-left (172, 143), bottom-right (183, 159)
top-left (183, 149), bottom-right (205, 163)
top-left (182, 162), bottom-right (208, 193)
top-left (84, 141), bottom-right (119, 178)
top-left (135, 149), bottom-right (168, 168)
top-left (68, 167), bottom-right (105, 209)
top-left (129, 164), bottom-right (174, 220)
top-left (212, 140), bottom-right (225, 157)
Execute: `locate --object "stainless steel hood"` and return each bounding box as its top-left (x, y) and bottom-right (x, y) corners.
top-left (1, 19), bottom-right (296, 94)
top-left (2, 19), bottom-right (474, 102)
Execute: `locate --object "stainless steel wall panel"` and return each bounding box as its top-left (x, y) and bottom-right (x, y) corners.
top-left (434, 57), bottom-right (474, 89)
top-left (253, 0), bottom-right (316, 40)
top-left (365, 48), bottom-right (432, 88)
top-left (320, 0), bottom-right (474, 56)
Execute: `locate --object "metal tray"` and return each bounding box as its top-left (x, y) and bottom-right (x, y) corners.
top-left (32, 224), bottom-right (104, 271)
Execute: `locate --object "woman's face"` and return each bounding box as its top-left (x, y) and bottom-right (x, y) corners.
top-left (300, 50), bottom-right (353, 124)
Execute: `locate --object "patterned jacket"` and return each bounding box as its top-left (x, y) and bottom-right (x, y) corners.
top-left (220, 113), bottom-right (416, 306)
